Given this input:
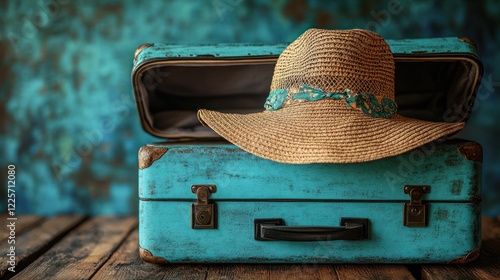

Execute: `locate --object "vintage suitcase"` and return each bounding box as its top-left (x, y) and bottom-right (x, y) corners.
top-left (132, 37), bottom-right (483, 263)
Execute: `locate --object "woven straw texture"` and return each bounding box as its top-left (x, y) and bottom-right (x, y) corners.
top-left (271, 28), bottom-right (394, 102)
top-left (198, 29), bottom-right (465, 164)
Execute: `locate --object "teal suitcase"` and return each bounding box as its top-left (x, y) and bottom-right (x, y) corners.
top-left (132, 38), bottom-right (483, 263)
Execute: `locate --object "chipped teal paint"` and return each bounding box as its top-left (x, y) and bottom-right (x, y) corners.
top-left (139, 140), bottom-right (481, 263)
top-left (139, 141), bottom-right (481, 201)
top-left (134, 38), bottom-right (478, 72)
top-left (139, 202), bottom-right (479, 263)
top-left (133, 43), bottom-right (289, 68)
top-left (386, 37), bottom-right (480, 56)
top-left (133, 37), bottom-right (480, 70)
top-left (265, 85), bottom-right (398, 118)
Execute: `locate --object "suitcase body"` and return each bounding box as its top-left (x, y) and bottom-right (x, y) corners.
top-left (132, 37), bottom-right (483, 263)
top-left (138, 140), bottom-right (481, 263)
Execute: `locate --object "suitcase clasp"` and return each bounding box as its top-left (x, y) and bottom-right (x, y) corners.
top-left (403, 185), bottom-right (430, 227)
top-left (191, 185), bottom-right (217, 229)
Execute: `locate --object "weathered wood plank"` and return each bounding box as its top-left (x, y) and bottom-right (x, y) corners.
top-left (0, 215), bottom-right (44, 242)
top-left (0, 215), bottom-right (85, 279)
top-left (92, 228), bottom-right (208, 280)
top-left (157, 265), bottom-right (208, 280)
top-left (335, 265), bottom-right (415, 280)
top-left (421, 216), bottom-right (500, 280)
top-left (206, 264), bottom-right (337, 280)
top-left (267, 264), bottom-right (338, 280)
top-left (206, 264), bottom-right (270, 280)
top-left (10, 216), bottom-right (136, 280)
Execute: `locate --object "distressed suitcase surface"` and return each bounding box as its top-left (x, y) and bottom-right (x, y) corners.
top-left (132, 38), bottom-right (483, 263)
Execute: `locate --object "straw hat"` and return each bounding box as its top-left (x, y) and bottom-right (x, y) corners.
top-left (197, 29), bottom-right (464, 164)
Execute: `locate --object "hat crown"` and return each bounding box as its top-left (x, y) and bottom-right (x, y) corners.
top-left (270, 29), bottom-right (395, 99)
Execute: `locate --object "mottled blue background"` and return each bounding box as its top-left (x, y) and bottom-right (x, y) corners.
top-left (1, 0), bottom-right (499, 216)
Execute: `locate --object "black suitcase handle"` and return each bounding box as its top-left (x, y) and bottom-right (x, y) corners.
top-left (254, 218), bottom-right (369, 241)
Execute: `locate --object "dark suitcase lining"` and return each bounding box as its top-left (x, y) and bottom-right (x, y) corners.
top-left (395, 59), bottom-right (478, 122)
top-left (139, 58), bottom-right (479, 138)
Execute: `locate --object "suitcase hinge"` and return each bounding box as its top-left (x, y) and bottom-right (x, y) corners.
top-left (403, 185), bottom-right (430, 227)
top-left (191, 185), bottom-right (217, 229)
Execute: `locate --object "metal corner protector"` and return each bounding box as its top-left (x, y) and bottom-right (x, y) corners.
top-left (139, 247), bottom-right (169, 264)
top-left (138, 146), bottom-right (168, 169)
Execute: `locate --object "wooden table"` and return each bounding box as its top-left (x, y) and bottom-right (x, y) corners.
top-left (1, 216), bottom-right (499, 280)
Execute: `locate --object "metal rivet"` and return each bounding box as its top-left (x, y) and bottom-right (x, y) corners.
top-left (411, 189), bottom-right (422, 199)
top-left (197, 189), bottom-right (208, 199)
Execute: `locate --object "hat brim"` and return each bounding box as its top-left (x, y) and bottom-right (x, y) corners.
top-left (198, 100), bottom-right (464, 164)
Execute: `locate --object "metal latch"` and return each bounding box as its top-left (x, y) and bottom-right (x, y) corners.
top-left (403, 185), bottom-right (430, 227)
top-left (191, 185), bottom-right (217, 229)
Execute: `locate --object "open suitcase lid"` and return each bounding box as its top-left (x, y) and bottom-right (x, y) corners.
top-left (131, 38), bottom-right (483, 140)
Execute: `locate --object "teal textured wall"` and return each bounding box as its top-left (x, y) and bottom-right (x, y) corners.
top-left (1, 0), bottom-right (499, 216)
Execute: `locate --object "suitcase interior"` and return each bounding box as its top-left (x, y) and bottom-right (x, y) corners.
top-left (132, 40), bottom-right (482, 140)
